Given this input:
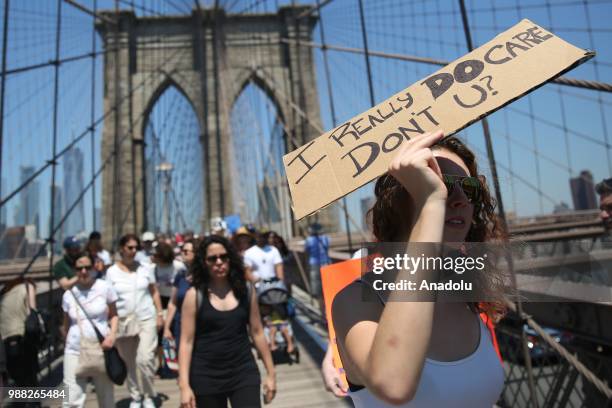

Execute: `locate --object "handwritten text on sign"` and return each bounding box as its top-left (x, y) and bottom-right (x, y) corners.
top-left (283, 19), bottom-right (594, 220)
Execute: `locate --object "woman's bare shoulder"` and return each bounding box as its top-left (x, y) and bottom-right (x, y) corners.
top-left (183, 287), bottom-right (197, 303)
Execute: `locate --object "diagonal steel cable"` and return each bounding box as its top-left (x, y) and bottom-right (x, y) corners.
top-left (0, 49), bottom-right (184, 209)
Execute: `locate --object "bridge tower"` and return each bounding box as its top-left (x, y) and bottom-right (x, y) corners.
top-left (96, 5), bottom-right (335, 243)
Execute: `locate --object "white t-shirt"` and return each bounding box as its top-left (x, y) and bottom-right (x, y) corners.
top-left (154, 259), bottom-right (187, 298)
top-left (97, 249), bottom-right (112, 266)
top-left (62, 279), bottom-right (118, 355)
top-left (105, 262), bottom-right (156, 321)
top-left (244, 245), bottom-right (283, 281)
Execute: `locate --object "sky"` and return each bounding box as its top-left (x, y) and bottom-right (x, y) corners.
top-left (0, 0), bottom-right (611, 239)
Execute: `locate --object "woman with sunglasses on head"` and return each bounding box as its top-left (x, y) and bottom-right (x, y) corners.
top-left (179, 235), bottom-right (276, 408)
top-left (106, 233), bottom-right (163, 408)
top-left (163, 239), bottom-right (197, 350)
top-left (332, 131), bottom-right (507, 407)
top-left (61, 252), bottom-right (118, 407)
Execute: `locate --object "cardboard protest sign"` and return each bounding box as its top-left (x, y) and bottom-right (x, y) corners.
top-left (283, 19), bottom-right (594, 220)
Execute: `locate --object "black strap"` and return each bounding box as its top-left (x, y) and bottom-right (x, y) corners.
top-left (355, 278), bottom-right (386, 305)
top-left (69, 288), bottom-right (105, 343)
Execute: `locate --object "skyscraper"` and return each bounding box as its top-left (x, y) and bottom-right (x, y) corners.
top-left (50, 185), bottom-right (63, 253)
top-left (570, 170), bottom-right (597, 211)
top-left (63, 147), bottom-right (85, 236)
top-left (14, 166), bottom-right (40, 237)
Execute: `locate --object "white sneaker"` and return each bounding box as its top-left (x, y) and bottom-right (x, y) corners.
top-left (143, 397), bottom-right (156, 408)
top-left (129, 400), bottom-right (142, 408)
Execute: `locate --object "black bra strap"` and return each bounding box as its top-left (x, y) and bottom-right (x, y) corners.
top-left (355, 277), bottom-right (387, 305)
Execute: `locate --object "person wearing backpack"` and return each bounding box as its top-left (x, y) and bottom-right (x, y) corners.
top-left (178, 235), bottom-right (276, 408)
top-left (0, 276), bottom-right (39, 391)
top-left (305, 223), bottom-right (330, 320)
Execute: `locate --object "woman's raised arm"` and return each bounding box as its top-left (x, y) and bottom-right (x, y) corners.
top-left (334, 131), bottom-right (447, 405)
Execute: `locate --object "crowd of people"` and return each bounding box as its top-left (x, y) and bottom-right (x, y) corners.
top-left (1, 131), bottom-right (612, 407)
top-left (62, 226), bottom-right (294, 408)
top-left (0, 223), bottom-right (307, 407)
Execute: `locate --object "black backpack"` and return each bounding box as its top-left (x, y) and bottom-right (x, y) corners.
top-left (24, 284), bottom-right (48, 348)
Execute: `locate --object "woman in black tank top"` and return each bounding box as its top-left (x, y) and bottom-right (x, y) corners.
top-left (178, 236), bottom-right (276, 408)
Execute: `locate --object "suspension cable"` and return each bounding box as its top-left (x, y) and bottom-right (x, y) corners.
top-left (279, 39), bottom-right (612, 93)
top-left (0, 50), bottom-right (183, 209)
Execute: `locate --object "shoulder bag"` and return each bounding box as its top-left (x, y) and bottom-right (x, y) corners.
top-left (69, 289), bottom-right (127, 385)
top-left (24, 282), bottom-right (47, 347)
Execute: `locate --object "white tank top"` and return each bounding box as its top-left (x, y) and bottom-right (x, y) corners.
top-left (348, 319), bottom-right (505, 408)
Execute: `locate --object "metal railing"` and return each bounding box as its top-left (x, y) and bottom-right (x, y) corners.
top-left (287, 246), bottom-right (612, 408)
top-left (497, 307), bottom-right (612, 407)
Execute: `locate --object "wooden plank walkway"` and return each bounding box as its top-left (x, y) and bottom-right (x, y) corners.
top-left (82, 337), bottom-right (349, 407)
top-left (36, 286), bottom-right (353, 407)
top-left (39, 321), bottom-right (352, 407)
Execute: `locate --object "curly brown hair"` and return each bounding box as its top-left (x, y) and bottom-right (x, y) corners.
top-left (190, 235), bottom-right (248, 300)
top-left (367, 136), bottom-right (507, 320)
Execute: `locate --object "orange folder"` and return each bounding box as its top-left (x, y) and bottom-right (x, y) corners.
top-left (321, 258), bottom-right (362, 388)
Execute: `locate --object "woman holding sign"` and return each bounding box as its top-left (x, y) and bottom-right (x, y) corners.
top-left (332, 130), bottom-right (506, 407)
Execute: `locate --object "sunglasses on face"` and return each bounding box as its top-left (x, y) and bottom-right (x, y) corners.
top-left (442, 174), bottom-right (482, 203)
top-left (74, 265), bottom-right (93, 271)
top-left (206, 254), bottom-right (229, 264)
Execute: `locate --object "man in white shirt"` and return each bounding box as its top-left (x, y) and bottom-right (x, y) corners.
top-left (135, 231), bottom-right (155, 265)
top-left (243, 231), bottom-right (284, 282)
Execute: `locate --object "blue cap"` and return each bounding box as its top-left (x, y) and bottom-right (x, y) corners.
top-left (308, 222), bottom-right (322, 234)
top-left (63, 236), bottom-right (81, 249)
